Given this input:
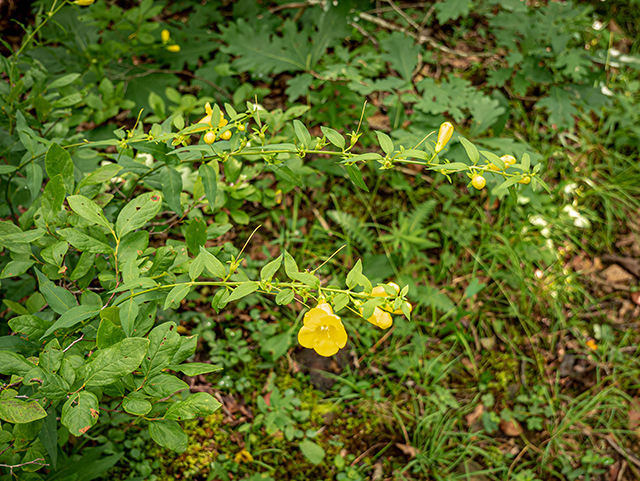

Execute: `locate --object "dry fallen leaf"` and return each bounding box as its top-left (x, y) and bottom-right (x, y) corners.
top-left (466, 404), bottom-right (485, 427)
top-left (602, 264), bottom-right (634, 284)
top-left (396, 443), bottom-right (419, 458)
top-left (500, 419), bottom-right (523, 437)
top-left (631, 291), bottom-right (640, 306)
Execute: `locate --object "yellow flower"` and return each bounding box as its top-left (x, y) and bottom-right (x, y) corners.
top-left (434, 122), bottom-right (454, 153)
top-left (166, 44), bottom-right (181, 53)
top-left (370, 282), bottom-right (412, 315)
top-left (161, 30), bottom-right (171, 43)
top-left (586, 339), bottom-right (597, 351)
top-left (234, 449), bottom-right (253, 463)
top-left (298, 302), bottom-right (347, 357)
top-left (77, 0), bottom-right (95, 5)
top-left (363, 306), bottom-right (393, 329)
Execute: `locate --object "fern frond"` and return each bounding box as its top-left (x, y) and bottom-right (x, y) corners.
top-left (408, 200), bottom-right (437, 232)
top-left (327, 210), bottom-right (376, 252)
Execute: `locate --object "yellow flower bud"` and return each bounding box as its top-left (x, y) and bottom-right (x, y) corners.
top-left (166, 44), bottom-right (181, 53)
top-left (518, 175), bottom-right (531, 185)
top-left (362, 306), bottom-right (393, 329)
top-left (77, 0), bottom-right (95, 5)
top-left (203, 131), bottom-right (216, 145)
top-left (471, 175), bottom-right (486, 190)
top-left (500, 154), bottom-right (516, 168)
top-left (161, 30), bottom-right (171, 43)
top-left (434, 122), bottom-right (454, 153)
top-left (220, 130), bottom-right (232, 140)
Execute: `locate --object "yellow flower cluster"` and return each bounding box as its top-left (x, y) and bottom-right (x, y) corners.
top-left (193, 102), bottom-right (232, 143)
top-left (161, 29), bottom-right (181, 52)
top-left (298, 283), bottom-right (412, 358)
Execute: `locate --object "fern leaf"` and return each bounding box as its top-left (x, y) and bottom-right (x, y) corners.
top-left (327, 210), bottom-right (376, 252)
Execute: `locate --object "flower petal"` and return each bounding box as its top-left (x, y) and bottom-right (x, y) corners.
top-left (331, 324), bottom-right (348, 348)
top-left (298, 326), bottom-right (317, 349)
top-left (314, 339), bottom-right (339, 357)
top-left (317, 302), bottom-right (334, 316)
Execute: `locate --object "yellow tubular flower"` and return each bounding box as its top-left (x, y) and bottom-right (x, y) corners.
top-left (298, 303), bottom-right (347, 357)
top-left (166, 44), bottom-right (181, 53)
top-left (193, 102), bottom-right (214, 132)
top-left (434, 122), bottom-right (454, 153)
top-left (161, 30), bottom-right (171, 43)
top-left (364, 307), bottom-right (393, 329)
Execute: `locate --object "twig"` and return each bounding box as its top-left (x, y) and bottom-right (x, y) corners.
top-left (385, 0), bottom-right (420, 31)
top-left (357, 12), bottom-right (494, 58)
top-left (604, 434), bottom-right (640, 469)
top-left (0, 459), bottom-right (49, 474)
top-left (350, 442), bottom-right (388, 466)
top-left (63, 334), bottom-right (85, 353)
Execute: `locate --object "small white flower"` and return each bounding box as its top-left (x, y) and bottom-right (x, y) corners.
top-left (573, 215), bottom-right (591, 228)
top-left (592, 20), bottom-right (604, 31)
top-left (541, 227), bottom-right (551, 238)
top-left (563, 183), bottom-right (578, 195)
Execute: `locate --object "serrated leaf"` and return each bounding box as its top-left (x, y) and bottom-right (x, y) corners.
top-left (380, 32), bottom-right (419, 82)
top-left (435, 0), bottom-right (471, 23)
top-left (535, 86), bottom-right (578, 129)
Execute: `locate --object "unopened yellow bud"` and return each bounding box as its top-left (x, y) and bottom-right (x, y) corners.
top-left (77, 0), bottom-right (95, 5)
top-left (204, 131), bottom-right (216, 144)
top-left (166, 44), bottom-right (181, 53)
top-left (161, 30), bottom-right (170, 43)
top-left (220, 130), bottom-right (232, 140)
top-left (434, 122), bottom-right (454, 153)
top-left (500, 154), bottom-right (516, 168)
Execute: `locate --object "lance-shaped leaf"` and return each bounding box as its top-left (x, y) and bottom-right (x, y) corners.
top-left (84, 337), bottom-right (150, 387)
top-left (35, 268), bottom-right (78, 315)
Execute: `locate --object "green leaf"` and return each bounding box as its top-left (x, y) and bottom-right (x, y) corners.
top-left (149, 420), bottom-right (188, 452)
top-left (165, 392), bottom-right (221, 421)
top-left (375, 131), bottom-right (394, 155)
top-left (39, 409), bottom-right (58, 469)
top-left (41, 305), bottom-right (100, 339)
top-left (26, 163), bottom-right (43, 200)
top-left (481, 151), bottom-right (504, 170)
top-left (260, 255), bottom-right (282, 281)
top-left (143, 374), bottom-right (189, 398)
top-left (171, 335), bottom-right (198, 365)
top-left (289, 271), bottom-right (320, 288)
top-left (0, 259), bottom-right (35, 279)
top-left (185, 218), bottom-right (207, 256)
top-left (535, 86), bottom-right (578, 129)
top-left (522, 153), bottom-right (531, 171)
top-left (70, 251), bottom-right (94, 280)
top-left (299, 440), bottom-right (326, 465)
top-left (116, 191), bottom-right (163, 239)
top-left (226, 281), bottom-right (259, 303)
top-left (96, 318), bottom-right (126, 350)
top-left (198, 163), bottom-right (218, 207)
top-left (59, 228), bottom-right (112, 254)
top-left (320, 126), bottom-right (345, 149)
top-left (77, 164), bottom-right (122, 191)
top-left (84, 337), bottom-right (150, 387)
top-left (35, 268), bottom-right (78, 315)
top-left (162, 166), bottom-right (183, 215)
top-left (189, 253), bottom-right (205, 281)
top-left (0, 351), bottom-right (37, 376)
top-left (42, 174), bottom-right (66, 220)
top-left (459, 137), bottom-right (479, 164)
top-left (0, 398), bottom-right (47, 424)
top-left (380, 32), bottom-right (419, 82)
top-left (8, 315), bottom-right (51, 341)
top-left (275, 288), bottom-right (295, 305)
top-left (293, 120), bottom-right (312, 147)
top-left (346, 260), bottom-right (372, 291)
top-left (141, 323), bottom-right (181, 378)
top-left (67, 195), bottom-right (112, 229)
top-left (198, 246), bottom-right (226, 278)
top-left (170, 362), bottom-right (223, 376)
top-left (164, 284), bottom-right (191, 310)
top-left (3, 299), bottom-right (30, 315)
top-left (40, 339), bottom-right (63, 374)
top-left (119, 299), bottom-right (139, 337)
top-left (344, 164), bottom-right (369, 192)
top-left (123, 393), bottom-right (152, 416)
top-left (45, 142), bottom-right (74, 193)
top-left (61, 392), bottom-right (99, 436)
top-left (267, 164), bottom-right (302, 187)
top-left (435, 0), bottom-right (471, 23)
